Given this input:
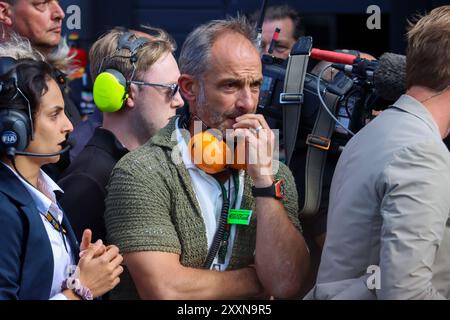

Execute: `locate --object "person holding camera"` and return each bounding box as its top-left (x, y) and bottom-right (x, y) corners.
top-left (307, 6), bottom-right (450, 299)
top-left (104, 16), bottom-right (310, 300)
top-left (250, 5), bottom-right (302, 60)
top-left (0, 39), bottom-right (123, 300)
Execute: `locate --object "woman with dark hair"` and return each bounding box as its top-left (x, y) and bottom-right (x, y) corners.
top-left (0, 56), bottom-right (123, 300)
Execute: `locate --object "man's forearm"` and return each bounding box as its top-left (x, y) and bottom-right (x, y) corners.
top-left (137, 266), bottom-right (264, 300)
top-left (254, 198), bottom-right (310, 298)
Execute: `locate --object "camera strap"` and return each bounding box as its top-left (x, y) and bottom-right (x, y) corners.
top-left (300, 90), bottom-right (340, 217)
top-left (281, 37), bottom-right (312, 166)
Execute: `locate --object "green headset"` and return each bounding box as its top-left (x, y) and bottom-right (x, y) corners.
top-left (93, 32), bottom-right (149, 112)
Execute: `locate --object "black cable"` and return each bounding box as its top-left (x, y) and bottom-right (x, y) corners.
top-left (203, 196), bottom-right (230, 269)
top-left (203, 176), bottom-right (234, 270)
top-left (8, 152), bottom-right (35, 189)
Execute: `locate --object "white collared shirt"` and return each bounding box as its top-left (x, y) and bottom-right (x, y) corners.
top-left (2, 162), bottom-right (74, 300)
top-left (175, 118), bottom-right (245, 271)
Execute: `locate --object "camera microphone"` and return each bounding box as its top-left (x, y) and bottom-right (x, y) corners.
top-left (312, 48), bottom-right (406, 101)
top-left (373, 52), bottom-right (406, 102)
top-left (256, 0), bottom-right (269, 51)
top-left (331, 52), bottom-right (406, 102)
top-left (13, 138), bottom-right (76, 157)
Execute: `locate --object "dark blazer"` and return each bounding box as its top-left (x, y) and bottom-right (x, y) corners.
top-left (0, 163), bottom-right (79, 300)
top-left (58, 127), bottom-right (128, 242)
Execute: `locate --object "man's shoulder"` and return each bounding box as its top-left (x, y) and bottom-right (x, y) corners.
top-left (340, 106), bottom-right (444, 164)
top-left (389, 138), bottom-right (450, 170)
top-left (60, 144), bottom-right (116, 181)
top-left (114, 117), bottom-right (179, 171)
top-left (114, 140), bottom-right (173, 175)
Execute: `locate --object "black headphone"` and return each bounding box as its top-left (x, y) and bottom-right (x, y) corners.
top-left (0, 57), bottom-right (34, 158)
top-left (93, 31), bottom-right (149, 112)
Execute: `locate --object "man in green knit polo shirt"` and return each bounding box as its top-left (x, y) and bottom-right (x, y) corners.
top-left (104, 16), bottom-right (310, 300)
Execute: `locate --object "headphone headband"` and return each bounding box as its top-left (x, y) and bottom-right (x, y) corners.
top-left (0, 56), bottom-right (18, 77)
top-left (0, 58), bottom-right (34, 155)
top-left (117, 32), bottom-right (149, 58)
top-left (93, 31), bottom-right (150, 113)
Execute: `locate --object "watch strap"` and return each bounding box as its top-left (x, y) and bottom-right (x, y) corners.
top-left (252, 179), bottom-right (285, 199)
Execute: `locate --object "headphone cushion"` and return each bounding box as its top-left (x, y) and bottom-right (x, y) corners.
top-left (188, 131), bottom-right (230, 174)
top-left (0, 109), bottom-right (31, 153)
top-left (93, 69), bottom-right (128, 112)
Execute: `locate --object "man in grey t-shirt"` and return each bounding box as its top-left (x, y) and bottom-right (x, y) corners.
top-left (307, 6), bottom-right (450, 300)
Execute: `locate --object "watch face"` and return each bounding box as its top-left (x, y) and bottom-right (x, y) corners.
top-left (275, 179), bottom-right (285, 199)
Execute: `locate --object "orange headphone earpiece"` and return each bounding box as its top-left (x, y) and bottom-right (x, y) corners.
top-left (188, 131), bottom-right (228, 174)
top-left (188, 131), bottom-right (247, 174)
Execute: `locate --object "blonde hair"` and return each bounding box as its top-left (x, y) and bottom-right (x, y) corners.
top-left (89, 26), bottom-right (176, 82)
top-left (406, 5), bottom-right (450, 90)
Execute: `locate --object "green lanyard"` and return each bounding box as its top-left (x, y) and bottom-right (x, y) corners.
top-left (217, 173), bottom-right (239, 265)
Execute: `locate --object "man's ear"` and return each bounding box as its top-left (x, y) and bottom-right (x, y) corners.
top-left (0, 2), bottom-right (13, 26)
top-left (125, 83), bottom-right (138, 109)
top-left (178, 74), bottom-right (198, 104)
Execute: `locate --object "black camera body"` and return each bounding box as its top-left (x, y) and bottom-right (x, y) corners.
top-left (258, 51), bottom-right (382, 152)
top-left (257, 36), bottom-right (391, 217)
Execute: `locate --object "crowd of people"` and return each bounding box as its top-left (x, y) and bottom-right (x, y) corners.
top-left (0, 0), bottom-right (449, 300)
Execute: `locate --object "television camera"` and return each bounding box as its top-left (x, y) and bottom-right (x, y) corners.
top-left (257, 36), bottom-right (406, 216)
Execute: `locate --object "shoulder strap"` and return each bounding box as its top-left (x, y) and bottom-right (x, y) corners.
top-left (282, 36), bottom-right (312, 166)
top-left (300, 90), bottom-right (340, 217)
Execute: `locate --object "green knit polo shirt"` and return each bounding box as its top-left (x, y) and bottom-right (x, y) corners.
top-left (104, 116), bottom-right (301, 299)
